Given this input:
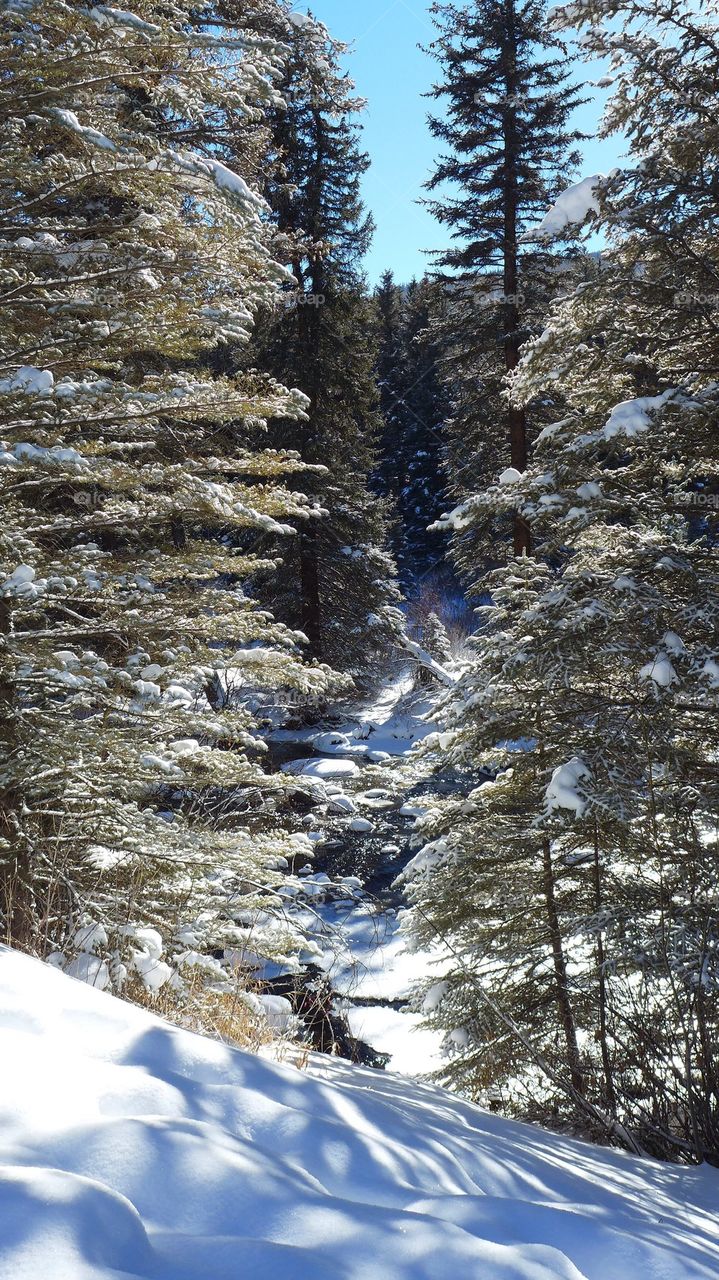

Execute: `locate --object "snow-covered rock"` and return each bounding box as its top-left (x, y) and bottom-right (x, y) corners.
top-left (281, 757), bottom-right (360, 780)
top-left (326, 794), bottom-right (357, 815)
top-left (349, 817), bottom-right (374, 834)
top-left (0, 947), bottom-right (716, 1279)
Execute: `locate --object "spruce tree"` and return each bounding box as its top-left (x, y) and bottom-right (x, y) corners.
top-left (0, 0), bottom-right (335, 993)
top-left (373, 269), bottom-right (408, 542)
top-left (424, 0), bottom-right (584, 573)
top-left (405, 0), bottom-right (719, 1160)
top-left (373, 272), bottom-right (451, 590)
top-left (244, 11), bottom-right (401, 679)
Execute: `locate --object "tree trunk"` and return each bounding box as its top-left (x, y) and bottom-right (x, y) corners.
top-left (299, 533), bottom-right (322, 656)
top-left (294, 126), bottom-right (327, 659)
top-left (0, 598), bottom-right (31, 947)
top-left (502, 0), bottom-right (531, 557)
top-left (542, 837), bottom-right (584, 1095)
top-left (592, 822), bottom-right (617, 1110)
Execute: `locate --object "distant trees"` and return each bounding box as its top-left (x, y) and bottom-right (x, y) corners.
top-left (0, 0), bottom-right (335, 991)
top-left (244, 13), bottom-right (401, 678)
top-left (406, 0), bottom-right (719, 1162)
top-left (373, 273), bottom-right (451, 590)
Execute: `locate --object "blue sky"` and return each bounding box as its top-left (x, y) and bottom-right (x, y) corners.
top-left (303, 0), bottom-right (624, 284)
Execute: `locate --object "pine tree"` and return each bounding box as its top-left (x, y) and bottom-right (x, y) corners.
top-left (243, 11), bottom-right (401, 679)
top-left (0, 0), bottom-right (336, 994)
top-left (424, 0), bottom-right (584, 575)
top-left (405, 0), bottom-right (719, 1160)
top-left (372, 273), bottom-right (452, 591)
top-left (374, 269), bottom-right (408, 518)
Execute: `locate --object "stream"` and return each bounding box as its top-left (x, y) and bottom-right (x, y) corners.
top-left (253, 673), bottom-right (466, 1076)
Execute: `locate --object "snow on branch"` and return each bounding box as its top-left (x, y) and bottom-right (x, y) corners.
top-left (46, 106), bottom-right (116, 152)
top-left (522, 174), bottom-right (607, 241)
top-left (397, 634), bottom-right (456, 687)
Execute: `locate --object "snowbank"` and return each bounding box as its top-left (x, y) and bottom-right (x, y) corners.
top-left (0, 947), bottom-right (717, 1279)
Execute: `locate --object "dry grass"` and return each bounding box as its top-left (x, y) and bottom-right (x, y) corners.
top-left (126, 969), bottom-right (276, 1054)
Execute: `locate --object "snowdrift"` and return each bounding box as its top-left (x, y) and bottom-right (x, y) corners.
top-left (0, 946), bottom-right (716, 1279)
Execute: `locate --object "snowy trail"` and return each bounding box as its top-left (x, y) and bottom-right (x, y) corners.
top-left (0, 946), bottom-right (717, 1280)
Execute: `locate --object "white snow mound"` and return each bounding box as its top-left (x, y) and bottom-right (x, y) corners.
top-left (524, 173), bottom-right (604, 239)
top-left (0, 946), bottom-right (716, 1279)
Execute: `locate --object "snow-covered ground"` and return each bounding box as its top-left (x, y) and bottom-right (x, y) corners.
top-left (273, 668), bottom-right (438, 763)
top-left (0, 946), bottom-right (717, 1280)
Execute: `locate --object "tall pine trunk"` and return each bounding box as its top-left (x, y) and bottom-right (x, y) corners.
top-left (502, 0), bottom-right (531, 556)
top-left (542, 837), bottom-right (585, 1096)
top-left (0, 599), bottom-right (30, 947)
top-left (592, 821), bottom-right (617, 1110)
top-left (294, 242), bottom-right (325, 657)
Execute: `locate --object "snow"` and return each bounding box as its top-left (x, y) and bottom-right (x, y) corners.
top-left (663, 631), bottom-right (686, 655)
top-left (88, 5), bottom-right (161, 34)
top-left (48, 107), bottom-right (116, 152)
top-left (545, 758), bottom-right (590, 818)
top-left (203, 157), bottom-right (263, 208)
top-left (62, 951), bottom-right (110, 990)
top-left (701, 659), bottom-right (719, 687)
top-left (255, 993), bottom-right (295, 1033)
top-left (342, 1004), bottom-right (445, 1075)
top-left (601, 390), bottom-right (677, 441)
top-left (524, 174), bottom-right (604, 240)
top-left (640, 655), bottom-right (678, 688)
top-left (281, 757), bottom-right (360, 780)
top-left (0, 946), bottom-right (717, 1280)
top-left (399, 634), bottom-right (456, 687)
top-left (71, 922), bottom-right (108, 954)
top-left (273, 669), bottom-right (437, 762)
top-left (315, 903), bottom-right (441, 1007)
top-left (2, 564), bottom-right (35, 589)
top-left (499, 466), bottom-right (522, 485)
top-left (349, 816), bottom-right (374, 833)
top-left (0, 365), bottom-right (54, 395)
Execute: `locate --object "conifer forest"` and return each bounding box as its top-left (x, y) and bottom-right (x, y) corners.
top-left (0, 2), bottom-right (718, 1276)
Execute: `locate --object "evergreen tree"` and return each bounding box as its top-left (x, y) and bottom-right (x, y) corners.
top-left (0, 0), bottom-right (336, 993)
top-left (245, 11), bottom-right (401, 679)
top-left (405, 0), bottom-right (719, 1160)
top-left (399, 278), bottom-right (453, 590)
top-left (373, 269), bottom-right (408, 545)
top-left (373, 274), bottom-right (452, 591)
top-left (424, 0), bottom-right (584, 574)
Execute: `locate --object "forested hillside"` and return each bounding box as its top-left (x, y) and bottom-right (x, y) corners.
top-left (0, 1), bottom-right (717, 1273)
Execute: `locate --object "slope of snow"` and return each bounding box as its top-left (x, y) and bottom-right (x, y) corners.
top-left (0, 947), bottom-right (717, 1279)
